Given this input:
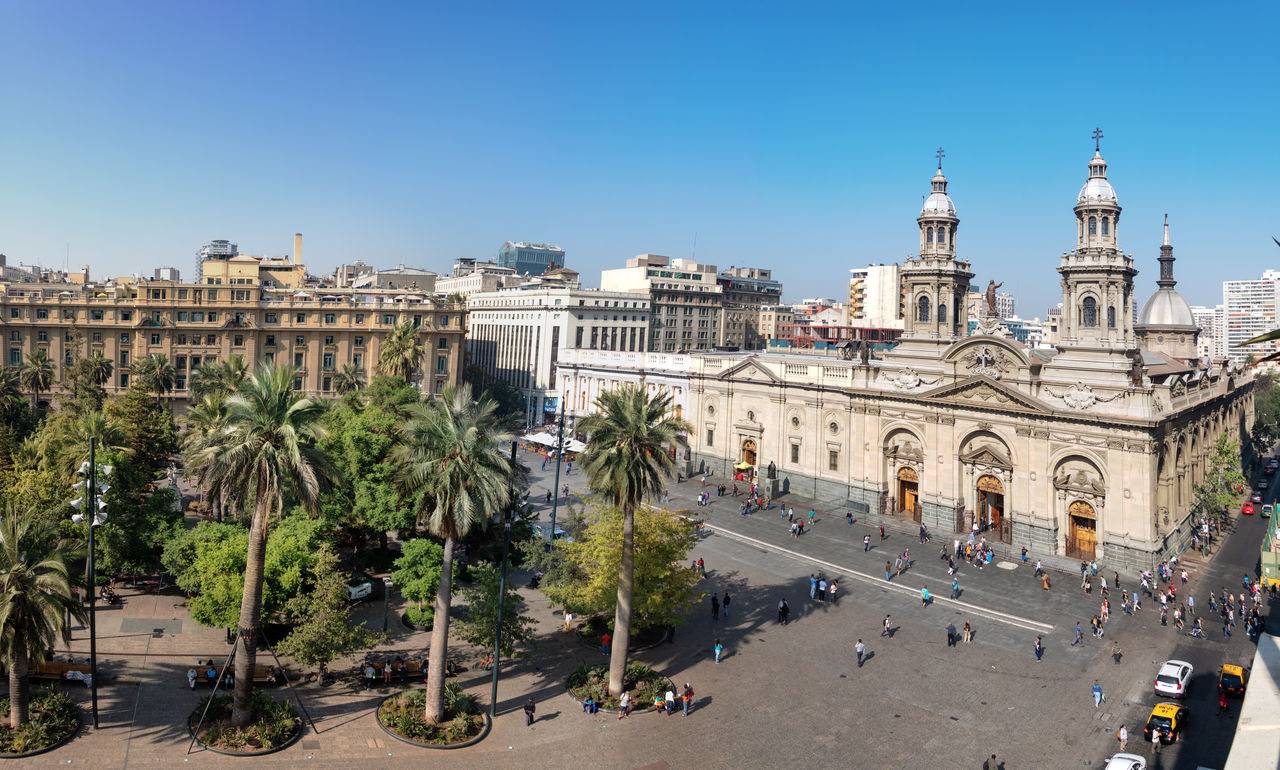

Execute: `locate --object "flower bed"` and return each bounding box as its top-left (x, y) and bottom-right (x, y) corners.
top-left (567, 662), bottom-right (669, 711)
top-left (376, 683), bottom-right (487, 747)
top-left (187, 693), bottom-right (302, 754)
top-left (0, 689), bottom-right (79, 756)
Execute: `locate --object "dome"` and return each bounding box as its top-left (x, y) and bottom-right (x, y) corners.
top-left (921, 192), bottom-right (956, 216)
top-left (1137, 288), bottom-right (1195, 328)
top-left (1077, 151), bottom-right (1117, 203)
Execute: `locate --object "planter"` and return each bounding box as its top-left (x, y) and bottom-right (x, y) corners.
top-left (565, 662), bottom-right (673, 713)
top-left (375, 690), bottom-right (490, 749)
top-left (186, 694), bottom-right (304, 756)
top-left (575, 622), bottom-right (669, 653)
top-left (400, 611), bottom-right (433, 633)
top-left (0, 701), bottom-right (81, 758)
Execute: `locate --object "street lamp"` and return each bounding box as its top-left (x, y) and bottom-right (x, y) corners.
top-left (490, 441), bottom-right (517, 718)
top-left (382, 577), bottom-right (393, 632)
top-left (546, 397), bottom-right (567, 546)
top-left (70, 437), bottom-right (111, 729)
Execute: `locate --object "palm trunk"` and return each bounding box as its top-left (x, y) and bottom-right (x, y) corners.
top-left (607, 503), bottom-right (635, 697)
top-left (8, 638), bottom-right (29, 729)
top-left (424, 535), bottom-right (455, 723)
top-left (231, 499), bottom-right (269, 727)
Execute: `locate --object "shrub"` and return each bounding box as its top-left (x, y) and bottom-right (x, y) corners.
top-left (187, 693), bottom-right (301, 752)
top-left (0, 689), bottom-right (79, 754)
top-left (377, 688), bottom-right (485, 745)
top-left (566, 662), bottom-right (668, 711)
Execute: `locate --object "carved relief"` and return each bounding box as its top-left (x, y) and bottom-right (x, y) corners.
top-left (885, 367), bottom-right (940, 391)
top-left (964, 345), bottom-right (1014, 379)
top-left (1044, 382), bottom-right (1123, 411)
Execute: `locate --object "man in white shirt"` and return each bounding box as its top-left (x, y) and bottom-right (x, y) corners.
top-left (855, 639), bottom-right (866, 667)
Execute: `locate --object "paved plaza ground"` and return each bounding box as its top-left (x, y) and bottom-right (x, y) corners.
top-left (22, 446), bottom-right (1274, 768)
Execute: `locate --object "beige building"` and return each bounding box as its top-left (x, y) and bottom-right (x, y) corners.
top-left (847, 264), bottom-right (904, 328)
top-left (758, 305), bottom-right (796, 346)
top-left (716, 267), bottom-right (782, 350)
top-left (1, 243), bottom-right (465, 407)
top-left (600, 254), bottom-right (723, 353)
top-left (685, 151), bottom-right (1253, 571)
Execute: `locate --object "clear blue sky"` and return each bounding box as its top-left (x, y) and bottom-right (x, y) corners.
top-left (1, 1), bottom-right (1276, 317)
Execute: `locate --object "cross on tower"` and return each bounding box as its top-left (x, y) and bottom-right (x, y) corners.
top-left (936, 147), bottom-right (945, 169)
top-left (1092, 127), bottom-right (1103, 152)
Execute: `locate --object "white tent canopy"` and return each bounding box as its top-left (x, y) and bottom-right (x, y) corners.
top-left (565, 439), bottom-right (587, 453)
top-left (523, 432), bottom-right (558, 447)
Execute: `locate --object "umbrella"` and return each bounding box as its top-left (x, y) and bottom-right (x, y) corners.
top-left (733, 461), bottom-right (753, 470)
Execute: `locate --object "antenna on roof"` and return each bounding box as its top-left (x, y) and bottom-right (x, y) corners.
top-left (692, 232), bottom-right (698, 261)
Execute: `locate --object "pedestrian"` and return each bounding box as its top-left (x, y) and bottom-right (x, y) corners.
top-left (864, 534), bottom-right (871, 552)
top-left (1034, 636), bottom-right (1044, 661)
top-left (1218, 691), bottom-right (1229, 715)
top-left (1117, 724), bottom-right (1128, 752)
top-left (809, 509), bottom-right (815, 524)
top-left (817, 578), bottom-right (827, 602)
top-left (809, 574), bottom-right (817, 599)
top-left (790, 522), bottom-right (799, 537)
top-left (894, 556), bottom-right (903, 577)
top-left (1110, 640), bottom-right (1122, 664)
top-left (722, 592), bottom-right (731, 618)
top-left (1181, 568), bottom-right (1189, 585)
top-left (847, 511), bottom-right (853, 526)
top-left (983, 756), bottom-right (998, 770)
top-left (1041, 572), bottom-right (1051, 591)
top-left (885, 561), bottom-right (892, 581)
top-left (618, 691), bottom-right (631, 719)
top-left (601, 631), bottom-right (611, 657)
top-left (714, 638), bottom-right (723, 664)
top-left (1021, 545), bottom-right (1028, 562)
top-left (1113, 571), bottom-right (1120, 590)
top-left (664, 688), bottom-right (675, 715)
top-left (779, 598), bottom-right (790, 625)
top-left (882, 614), bottom-right (892, 637)
top-left (920, 585), bottom-right (930, 607)
top-left (711, 594), bottom-right (719, 621)
top-left (545, 490), bottom-right (551, 503)
top-left (1073, 622), bottom-right (1082, 645)
top-left (950, 578), bottom-right (960, 599)
top-left (582, 696), bottom-right (597, 714)
top-left (788, 507), bottom-right (795, 522)
top-left (1092, 681), bottom-right (1104, 708)
top-left (563, 611), bottom-right (574, 632)
top-left (855, 639), bottom-right (865, 667)
top-left (524, 698), bottom-right (536, 726)
top-left (962, 620), bottom-right (972, 643)
top-left (945, 622), bottom-right (957, 647)
top-left (187, 667), bottom-right (197, 689)
top-left (682, 683), bottom-right (694, 716)
top-left (879, 524), bottom-right (885, 541)
top-left (919, 524), bottom-right (928, 543)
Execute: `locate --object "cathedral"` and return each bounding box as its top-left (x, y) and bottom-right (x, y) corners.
top-left (686, 144), bottom-right (1253, 570)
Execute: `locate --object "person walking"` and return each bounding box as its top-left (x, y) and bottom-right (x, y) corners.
top-left (846, 511), bottom-right (853, 526)
top-left (722, 592), bottom-right (731, 619)
top-left (817, 577), bottom-right (827, 602)
top-left (779, 598), bottom-right (790, 625)
top-left (682, 683), bottom-right (694, 716)
top-left (920, 585), bottom-right (930, 607)
top-left (950, 578), bottom-right (960, 599)
top-left (945, 622), bottom-right (957, 647)
top-left (1117, 724), bottom-right (1128, 752)
top-left (618, 691), bottom-right (631, 719)
top-left (1111, 640), bottom-right (1123, 664)
top-left (828, 580), bottom-right (838, 605)
top-left (601, 631), bottom-right (611, 657)
top-left (711, 594), bottom-right (719, 621)
top-left (855, 639), bottom-right (865, 667)
top-left (1073, 622), bottom-right (1083, 645)
top-left (714, 638), bottom-right (724, 664)
top-left (879, 524), bottom-right (886, 541)
top-left (1092, 681), bottom-right (1105, 708)
top-left (885, 561), bottom-right (893, 581)
top-left (863, 534), bottom-right (871, 552)
top-left (1218, 690), bottom-right (1229, 715)
top-left (962, 620), bottom-right (972, 643)
top-left (1034, 636), bottom-right (1044, 661)
top-left (524, 698), bottom-right (537, 726)
top-left (563, 611), bottom-right (574, 632)
top-left (882, 614), bottom-right (892, 637)
top-left (809, 574), bottom-right (818, 600)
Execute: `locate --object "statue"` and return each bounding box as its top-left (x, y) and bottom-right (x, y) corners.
top-left (857, 339), bottom-right (871, 366)
top-left (984, 280), bottom-right (1003, 317)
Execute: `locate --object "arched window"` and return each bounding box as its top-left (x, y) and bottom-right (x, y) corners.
top-left (926, 227), bottom-right (933, 243)
top-left (1107, 305), bottom-right (1116, 328)
top-left (917, 295), bottom-right (931, 323)
top-left (938, 227), bottom-right (946, 244)
top-left (1101, 217), bottom-right (1109, 236)
top-left (1082, 296), bottom-right (1098, 328)
top-left (1088, 216), bottom-right (1097, 235)
top-left (938, 302), bottom-right (947, 324)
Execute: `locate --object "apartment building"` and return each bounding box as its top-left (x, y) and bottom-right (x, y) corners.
top-left (1190, 304), bottom-right (1224, 361)
top-left (467, 285), bottom-right (650, 425)
top-left (600, 254), bottom-right (723, 353)
top-left (436, 259), bottom-right (518, 298)
top-left (847, 264), bottom-right (903, 328)
top-left (758, 305), bottom-right (796, 346)
top-left (716, 266), bottom-right (782, 350)
top-left (1, 250), bottom-right (465, 408)
top-left (1223, 270), bottom-right (1280, 364)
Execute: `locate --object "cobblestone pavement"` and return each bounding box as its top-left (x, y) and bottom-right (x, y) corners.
top-left (25, 446), bottom-right (1270, 768)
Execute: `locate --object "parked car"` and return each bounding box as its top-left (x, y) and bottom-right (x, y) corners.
top-left (533, 524), bottom-right (573, 543)
top-left (346, 573), bottom-right (377, 602)
top-left (1143, 703), bottom-right (1188, 744)
top-left (1263, 504), bottom-right (1273, 518)
top-left (1219, 664), bottom-right (1248, 696)
top-left (1259, 479), bottom-right (1270, 490)
top-left (1250, 492), bottom-right (1263, 503)
top-left (1243, 502), bottom-right (1255, 515)
top-left (1154, 660), bottom-right (1193, 698)
top-left (1103, 754), bottom-right (1147, 770)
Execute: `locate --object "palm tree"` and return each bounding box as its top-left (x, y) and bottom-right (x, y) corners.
top-left (135, 353), bottom-right (176, 405)
top-left (190, 355), bottom-right (248, 401)
top-left (18, 349), bottom-right (54, 413)
top-left (378, 322), bottom-right (425, 384)
top-left (0, 367), bottom-right (25, 422)
top-left (0, 507), bottom-right (87, 728)
top-left (188, 363), bottom-right (339, 726)
top-left (333, 363), bottom-right (367, 395)
top-left (392, 384), bottom-right (514, 722)
top-left (182, 393), bottom-right (231, 522)
top-left (60, 411), bottom-right (128, 479)
top-left (85, 351), bottom-right (113, 387)
top-left (577, 384), bottom-right (690, 696)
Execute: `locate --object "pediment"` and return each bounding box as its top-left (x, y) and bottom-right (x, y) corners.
top-left (920, 375), bottom-right (1051, 414)
top-left (718, 357), bottom-right (781, 383)
top-left (959, 444), bottom-right (1013, 470)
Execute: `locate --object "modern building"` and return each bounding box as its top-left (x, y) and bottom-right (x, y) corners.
top-left (466, 285), bottom-right (650, 426)
top-left (198, 233), bottom-right (307, 289)
top-left (600, 254), bottom-right (723, 353)
top-left (1223, 270), bottom-right (1280, 364)
top-left (436, 260), bottom-right (518, 298)
top-left (497, 242), bottom-right (565, 277)
top-left (847, 264), bottom-right (904, 328)
top-left (995, 291), bottom-right (1015, 320)
top-left (154, 267), bottom-right (181, 282)
top-left (1191, 304), bottom-right (1224, 361)
top-left (684, 148), bottom-right (1253, 571)
top-left (717, 266), bottom-right (783, 350)
top-left (1, 242), bottom-right (466, 408)
top-left (350, 264), bottom-right (437, 293)
top-left (757, 305), bottom-right (796, 346)
top-left (195, 239), bottom-right (238, 284)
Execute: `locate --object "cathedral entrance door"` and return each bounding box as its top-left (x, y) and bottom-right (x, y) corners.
top-left (897, 467), bottom-right (919, 520)
top-left (977, 475), bottom-right (1010, 544)
top-left (741, 439), bottom-right (757, 467)
top-left (1066, 501), bottom-right (1097, 560)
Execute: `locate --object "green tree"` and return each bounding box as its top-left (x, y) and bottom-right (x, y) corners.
top-left (132, 353), bottom-right (176, 405)
top-left (392, 384), bottom-right (514, 722)
top-left (377, 322), bottom-right (425, 384)
top-left (462, 364), bottom-right (525, 422)
top-left (453, 561), bottom-right (537, 658)
top-left (576, 384), bottom-right (689, 696)
top-left (0, 508), bottom-right (87, 728)
top-left (1193, 434), bottom-right (1248, 518)
top-left (186, 363), bottom-right (339, 726)
top-left (86, 351), bottom-right (113, 387)
top-left (18, 349), bottom-right (54, 414)
top-left (105, 384), bottom-right (178, 475)
top-left (333, 364), bottom-right (367, 395)
top-left (276, 543), bottom-right (380, 678)
top-left (191, 355), bottom-right (249, 401)
top-left (183, 393), bottom-right (231, 521)
top-left (390, 538), bottom-right (446, 627)
top-left (538, 502), bottom-right (702, 631)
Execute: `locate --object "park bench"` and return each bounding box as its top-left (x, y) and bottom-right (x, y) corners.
top-left (188, 664), bottom-right (281, 687)
top-left (31, 661), bottom-right (92, 683)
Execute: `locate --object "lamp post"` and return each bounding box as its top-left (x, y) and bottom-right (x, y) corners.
top-left (546, 400), bottom-right (567, 546)
top-left (489, 441), bottom-right (517, 718)
top-left (382, 577), bottom-right (392, 632)
top-left (71, 437), bottom-right (111, 730)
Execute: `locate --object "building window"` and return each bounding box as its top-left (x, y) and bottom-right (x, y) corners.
top-left (382, 314), bottom-right (395, 325)
top-left (436, 356), bottom-right (447, 374)
top-left (829, 450), bottom-right (839, 471)
top-left (206, 334), bottom-right (217, 345)
top-left (438, 337), bottom-right (448, 349)
top-left (917, 295), bottom-right (930, 323)
top-left (207, 313), bottom-right (217, 323)
top-left (1107, 306), bottom-right (1116, 329)
top-left (706, 428), bottom-right (714, 447)
top-left (265, 313), bottom-right (278, 324)
top-left (322, 353), bottom-right (335, 370)
top-left (439, 315), bottom-right (449, 327)
top-left (150, 334), bottom-right (161, 345)
top-left (178, 289), bottom-right (188, 299)
top-left (1088, 216), bottom-right (1097, 235)
top-left (120, 351), bottom-right (130, 366)
top-left (119, 373), bottom-right (129, 388)
top-left (266, 335), bottom-right (275, 346)
top-left (296, 313), bottom-right (306, 324)
top-left (177, 312), bottom-right (188, 322)
top-left (8, 309), bottom-right (17, 319)
top-left (120, 332), bottom-right (130, 343)
top-left (206, 289), bottom-right (217, 300)
top-left (176, 374), bottom-right (186, 390)
top-left (176, 334), bottom-right (186, 345)
top-left (1082, 296), bottom-right (1098, 328)
top-left (926, 227), bottom-right (933, 243)
top-left (120, 311), bottom-right (132, 321)
top-left (264, 352), bottom-right (274, 363)
top-left (8, 349), bottom-right (20, 366)
top-left (324, 313), bottom-right (336, 324)
top-left (36, 331), bottom-right (47, 342)
top-left (324, 335), bottom-right (334, 345)
top-left (790, 443), bottom-right (800, 464)
top-left (355, 314), bottom-right (364, 324)
top-left (937, 227), bottom-right (946, 245)
top-left (294, 352), bottom-right (304, 367)
top-left (36, 309), bottom-right (48, 320)
top-left (175, 356), bottom-right (187, 369)
top-left (7, 331), bottom-right (16, 342)
top-left (434, 379), bottom-right (443, 395)
top-left (234, 335), bottom-right (244, 346)
top-left (322, 376), bottom-right (332, 392)
top-left (294, 377), bottom-right (303, 390)
top-left (938, 302), bottom-right (947, 324)
top-left (1101, 217), bottom-right (1109, 236)
top-left (191, 312), bottom-right (204, 322)
top-left (91, 310), bottom-right (103, 321)
top-left (295, 336), bottom-right (305, 345)
top-left (353, 353), bottom-right (363, 366)
top-left (354, 335), bottom-right (364, 347)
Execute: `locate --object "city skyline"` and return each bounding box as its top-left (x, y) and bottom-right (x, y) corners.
top-left (1, 2), bottom-right (1276, 315)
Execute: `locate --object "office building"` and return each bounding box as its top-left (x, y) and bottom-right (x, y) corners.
top-left (436, 260), bottom-right (518, 298)
top-left (995, 292), bottom-right (1015, 320)
top-left (847, 264), bottom-right (903, 328)
top-left (600, 254), bottom-right (723, 353)
top-left (717, 266), bottom-right (782, 350)
top-left (497, 242), bottom-right (565, 277)
top-left (1223, 270), bottom-right (1280, 364)
top-left (195, 239), bottom-right (238, 284)
top-left (1191, 305), bottom-right (1224, 361)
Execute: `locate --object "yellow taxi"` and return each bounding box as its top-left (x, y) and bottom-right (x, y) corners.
top-left (1219, 664), bottom-right (1248, 696)
top-left (1143, 702), bottom-right (1187, 744)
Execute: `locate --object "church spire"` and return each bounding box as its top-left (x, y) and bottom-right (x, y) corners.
top-left (1157, 214), bottom-right (1176, 288)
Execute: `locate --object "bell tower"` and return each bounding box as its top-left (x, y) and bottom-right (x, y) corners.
top-left (901, 148), bottom-right (973, 344)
